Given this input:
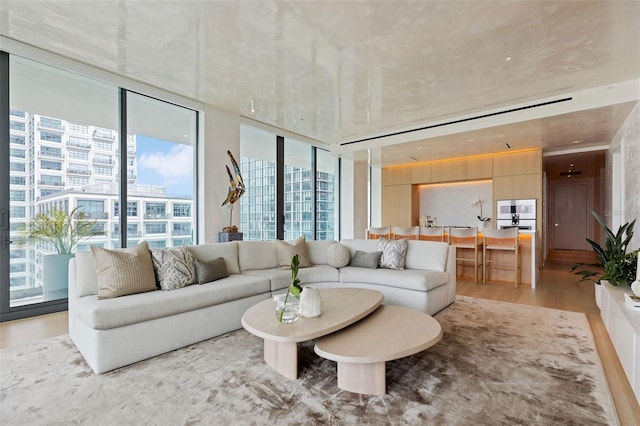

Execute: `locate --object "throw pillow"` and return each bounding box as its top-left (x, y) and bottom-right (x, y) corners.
top-left (327, 243), bottom-right (351, 268)
top-left (349, 250), bottom-right (382, 269)
top-left (276, 236), bottom-right (312, 269)
top-left (92, 241), bottom-right (157, 299)
top-left (195, 257), bottom-right (229, 284)
top-left (377, 238), bottom-right (408, 270)
top-left (150, 246), bottom-right (197, 290)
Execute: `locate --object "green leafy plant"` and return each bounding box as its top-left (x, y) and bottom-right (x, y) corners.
top-left (571, 210), bottom-right (636, 286)
top-left (16, 206), bottom-right (103, 255)
top-left (278, 254), bottom-right (303, 322)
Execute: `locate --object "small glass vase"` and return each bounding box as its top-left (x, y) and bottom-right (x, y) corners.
top-left (273, 293), bottom-right (300, 323)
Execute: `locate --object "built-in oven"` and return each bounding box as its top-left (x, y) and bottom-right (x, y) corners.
top-left (496, 199), bottom-right (536, 230)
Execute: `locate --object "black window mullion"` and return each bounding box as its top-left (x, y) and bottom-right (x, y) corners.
top-left (0, 51), bottom-right (11, 318)
top-left (118, 89), bottom-right (128, 247)
top-left (276, 135), bottom-right (284, 240)
top-left (311, 146), bottom-right (317, 240)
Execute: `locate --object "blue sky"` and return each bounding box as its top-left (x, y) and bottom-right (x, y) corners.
top-left (135, 135), bottom-right (193, 197)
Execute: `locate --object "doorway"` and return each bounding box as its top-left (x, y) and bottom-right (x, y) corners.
top-left (551, 183), bottom-right (589, 250)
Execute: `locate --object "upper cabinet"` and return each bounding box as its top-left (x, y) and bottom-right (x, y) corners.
top-left (411, 163), bottom-right (432, 183)
top-left (466, 156), bottom-right (493, 179)
top-left (493, 150), bottom-right (541, 176)
top-left (382, 166), bottom-right (411, 186)
top-left (431, 158), bottom-right (467, 182)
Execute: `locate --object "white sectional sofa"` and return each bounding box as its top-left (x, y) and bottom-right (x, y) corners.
top-left (68, 239), bottom-right (456, 374)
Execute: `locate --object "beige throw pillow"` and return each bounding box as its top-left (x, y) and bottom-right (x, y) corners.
top-left (92, 241), bottom-right (158, 299)
top-left (276, 236), bottom-right (312, 269)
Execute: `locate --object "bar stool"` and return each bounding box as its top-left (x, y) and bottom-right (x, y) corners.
top-left (483, 227), bottom-right (520, 287)
top-left (392, 226), bottom-right (419, 240)
top-left (448, 227), bottom-right (482, 284)
top-left (418, 226), bottom-right (445, 242)
top-left (367, 226), bottom-right (391, 240)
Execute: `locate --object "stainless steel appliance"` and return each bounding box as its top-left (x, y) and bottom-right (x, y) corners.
top-left (496, 199), bottom-right (536, 230)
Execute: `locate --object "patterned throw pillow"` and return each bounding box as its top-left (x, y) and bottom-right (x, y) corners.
top-left (150, 246), bottom-right (197, 290)
top-left (92, 241), bottom-right (158, 299)
top-left (377, 238), bottom-right (408, 270)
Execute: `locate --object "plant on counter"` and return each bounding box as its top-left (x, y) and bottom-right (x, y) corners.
top-left (471, 197), bottom-right (491, 222)
top-left (571, 210), bottom-right (637, 286)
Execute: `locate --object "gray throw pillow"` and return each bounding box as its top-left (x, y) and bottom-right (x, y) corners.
top-left (196, 257), bottom-right (229, 284)
top-left (349, 250), bottom-right (382, 269)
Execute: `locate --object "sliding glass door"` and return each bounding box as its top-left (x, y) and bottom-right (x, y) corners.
top-left (0, 53), bottom-right (199, 321)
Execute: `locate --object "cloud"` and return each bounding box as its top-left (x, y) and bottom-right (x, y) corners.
top-left (138, 144), bottom-right (193, 179)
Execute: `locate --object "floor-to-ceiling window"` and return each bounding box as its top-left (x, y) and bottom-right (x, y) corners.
top-left (1, 52), bottom-right (199, 321)
top-left (239, 123), bottom-right (339, 241)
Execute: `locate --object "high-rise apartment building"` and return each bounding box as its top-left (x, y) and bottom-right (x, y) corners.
top-left (239, 156), bottom-right (336, 241)
top-left (8, 110), bottom-right (193, 305)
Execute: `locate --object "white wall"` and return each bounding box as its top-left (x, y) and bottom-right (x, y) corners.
top-left (370, 166), bottom-right (382, 227)
top-left (419, 180), bottom-right (493, 227)
top-left (199, 104), bottom-right (240, 243)
top-left (608, 102), bottom-right (640, 251)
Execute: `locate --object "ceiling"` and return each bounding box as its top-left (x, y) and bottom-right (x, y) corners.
top-left (1, 1), bottom-right (639, 167)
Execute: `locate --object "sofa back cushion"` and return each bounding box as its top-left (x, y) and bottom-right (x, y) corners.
top-left (74, 250), bottom-right (99, 297)
top-left (306, 240), bottom-right (336, 265)
top-left (404, 240), bottom-right (449, 272)
top-left (186, 242), bottom-right (240, 274)
top-left (340, 239), bottom-right (379, 256)
top-left (238, 241), bottom-right (278, 271)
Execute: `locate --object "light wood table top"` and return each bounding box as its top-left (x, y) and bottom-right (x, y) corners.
top-left (241, 288), bottom-right (384, 343)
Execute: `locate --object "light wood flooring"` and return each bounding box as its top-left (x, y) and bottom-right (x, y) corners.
top-left (1, 249), bottom-right (639, 424)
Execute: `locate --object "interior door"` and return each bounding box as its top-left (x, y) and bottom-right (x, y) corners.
top-left (552, 184), bottom-right (588, 250)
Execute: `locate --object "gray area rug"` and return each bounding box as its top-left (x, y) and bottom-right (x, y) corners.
top-left (0, 296), bottom-right (617, 425)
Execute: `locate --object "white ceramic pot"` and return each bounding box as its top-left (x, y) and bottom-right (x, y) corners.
top-left (594, 281), bottom-right (602, 310)
top-left (299, 286), bottom-right (322, 318)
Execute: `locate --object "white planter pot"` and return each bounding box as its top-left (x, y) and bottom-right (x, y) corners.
top-left (594, 280), bottom-right (604, 310)
top-left (299, 286), bottom-right (322, 318)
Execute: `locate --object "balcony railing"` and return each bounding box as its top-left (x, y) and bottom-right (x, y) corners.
top-left (92, 158), bottom-right (113, 165)
top-left (67, 169), bottom-right (91, 175)
top-left (93, 129), bottom-right (116, 140)
top-left (38, 151), bottom-right (65, 159)
top-left (67, 140), bottom-right (92, 149)
top-left (37, 120), bottom-right (64, 131)
top-left (144, 213), bottom-right (167, 219)
top-left (38, 180), bottom-right (64, 187)
top-left (83, 212), bottom-right (109, 219)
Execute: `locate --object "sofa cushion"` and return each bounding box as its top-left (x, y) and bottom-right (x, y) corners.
top-left (186, 242), bottom-right (240, 274)
top-left (349, 250), bottom-right (381, 269)
top-left (92, 241), bottom-right (158, 299)
top-left (150, 246), bottom-right (197, 290)
top-left (377, 239), bottom-right (408, 270)
top-left (238, 241), bottom-right (278, 271)
top-left (195, 257), bottom-right (228, 284)
top-left (276, 236), bottom-right (311, 269)
top-left (74, 250), bottom-right (99, 297)
top-left (306, 240), bottom-right (337, 265)
top-left (243, 265), bottom-right (340, 291)
top-left (327, 243), bottom-right (350, 268)
top-left (340, 239), bottom-right (379, 256)
top-left (404, 240), bottom-right (449, 272)
top-left (340, 266), bottom-right (449, 292)
top-left (73, 274), bottom-right (270, 330)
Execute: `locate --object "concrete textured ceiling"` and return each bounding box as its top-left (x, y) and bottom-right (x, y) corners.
top-left (1, 1), bottom-right (639, 167)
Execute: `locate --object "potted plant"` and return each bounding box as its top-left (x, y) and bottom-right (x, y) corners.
top-left (16, 206), bottom-right (103, 299)
top-left (471, 197), bottom-right (491, 227)
top-left (571, 210), bottom-right (637, 306)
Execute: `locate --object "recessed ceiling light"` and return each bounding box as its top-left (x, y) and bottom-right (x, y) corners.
top-left (573, 140), bottom-right (581, 144)
top-left (416, 147), bottom-right (423, 151)
top-left (505, 56), bottom-right (512, 62)
top-left (183, 134), bottom-right (189, 138)
top-left (570, 163), bottom-right (574, 166)
top-left (250, 100), bottom-right (256, 113)
top-left (467, 139), bottom-right (474, 142)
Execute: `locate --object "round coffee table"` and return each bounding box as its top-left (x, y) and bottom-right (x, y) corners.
top-left (241, 288), bottom-right (384, 379)
top-left (314, 304), bottom-right (443, 395)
